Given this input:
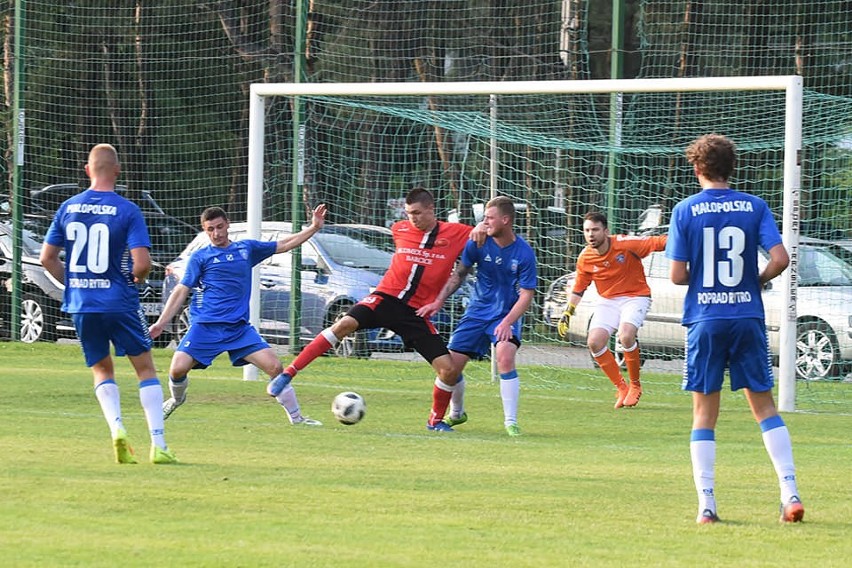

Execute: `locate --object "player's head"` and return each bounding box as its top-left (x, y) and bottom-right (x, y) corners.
top-left (484, 196), bottom-right (515, 237)
top-left (686, 133), bottom-right (736, 183)
top-left (85, 143), bottom-right (120, 187)
top-left (582, 211), bottom-right (609, 249)
top-left (404, 186), bottom-right (437, 232)
top-left (200, 206), bottom-right (230, 248)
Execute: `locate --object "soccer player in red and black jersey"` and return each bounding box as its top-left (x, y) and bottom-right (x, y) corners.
top-left (267, 187), bottom-right (477, 431)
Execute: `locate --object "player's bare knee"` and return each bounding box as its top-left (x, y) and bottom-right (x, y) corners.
top-left (331, 315), bottom-right (359, 337)
top-left (267, 362), bottom-right (284, 378)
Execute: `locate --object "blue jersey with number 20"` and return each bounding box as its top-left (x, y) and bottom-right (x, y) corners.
top-left (665, 188), bottom-right (782, 325)
top-left (45, 189), bottom-right (150, 314)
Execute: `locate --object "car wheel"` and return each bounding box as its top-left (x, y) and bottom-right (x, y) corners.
top-left (328, 303), bottom-right (371, 359)
top-left (20, 292), bottom-right (57, 343)
top-left (795, 321), bottom-right (841, 380)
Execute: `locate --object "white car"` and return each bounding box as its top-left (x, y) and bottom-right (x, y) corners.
top-left (542, 238), bottom-right (852, 380)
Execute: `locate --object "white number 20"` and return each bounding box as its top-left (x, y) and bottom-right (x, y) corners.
top-left (702, 226), bottom-right (744, 287)
top-left (67, 221), bottom-right (110, 274)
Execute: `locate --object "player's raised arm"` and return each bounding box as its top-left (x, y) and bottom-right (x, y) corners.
top-left (275, 204), bottom-right (327, 253)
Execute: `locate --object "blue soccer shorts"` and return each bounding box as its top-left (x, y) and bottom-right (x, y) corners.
top-left (682, 317), bottom-right (774, 394)
top-left (72, 309), bottom-right (152, 367)
top-left (447, 314), bottom-right (521, 360)
top-left (177, 321), bottom-right (270, 368)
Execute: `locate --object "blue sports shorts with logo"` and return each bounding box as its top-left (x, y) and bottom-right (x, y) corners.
top-left (72, 309), bottom-right (152, 367)
top-left (448, 314), bottom-right (521, 360)
top-left (682, 317), bottom-right (774, 394)
top-left (177, 321), bottom-right (269, 368)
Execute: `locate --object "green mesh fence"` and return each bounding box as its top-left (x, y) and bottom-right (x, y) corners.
top-left (1, 1), bottom-right (849, 414)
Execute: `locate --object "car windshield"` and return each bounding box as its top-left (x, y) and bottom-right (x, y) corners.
top-left (0, 224), bottom-right (44, 256)
top-left (798, 243), bottom-right (852, 287)
top-left (313, 231), bottom-right (392, 271)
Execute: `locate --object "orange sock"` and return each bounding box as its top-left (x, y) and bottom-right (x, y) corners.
top-left (429, 379), bottom-right (453, 426)
top-left (593, 347), bottom-right (627, 388)
top-left (623, 343), bottom-right (641, 386)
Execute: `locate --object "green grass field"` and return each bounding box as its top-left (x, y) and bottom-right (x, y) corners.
top-left (0, 342), bottom-right (849, 567)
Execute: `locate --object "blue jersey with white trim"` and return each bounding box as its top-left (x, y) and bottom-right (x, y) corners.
top-left (666, 188), bottom-right (782, 324)
top-left (460, 236), bottom-right (537, 320)
top-left (181, 239), bottom-right (277, 324)
top-left (45, 189), bottom-right (150, 313)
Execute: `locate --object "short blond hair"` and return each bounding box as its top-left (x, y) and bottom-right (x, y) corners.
top-left (87, 143), bottom-right (120, 175)
top-left (485, 196), bottom-right (514, 222)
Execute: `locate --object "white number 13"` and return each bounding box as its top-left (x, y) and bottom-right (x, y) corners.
top-left (67, 221), bottom-right (110, 274)
top-left (702, 226), bottom-right (744, 287)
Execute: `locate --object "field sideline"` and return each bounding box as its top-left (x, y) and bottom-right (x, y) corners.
top-left (0, 342), bottom-right (849, 567)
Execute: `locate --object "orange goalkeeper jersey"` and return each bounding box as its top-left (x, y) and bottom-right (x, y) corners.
top-left (571, 234), bottom-right (667, 299)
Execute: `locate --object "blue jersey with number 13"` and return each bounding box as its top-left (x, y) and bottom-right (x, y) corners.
top-left (45, 189), bottom-right (150, 314)
top-left (666, 188), bottom-right (782, 325)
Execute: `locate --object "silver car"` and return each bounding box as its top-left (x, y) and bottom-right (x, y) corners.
top-left (542, 238), bottom-right (852, 380)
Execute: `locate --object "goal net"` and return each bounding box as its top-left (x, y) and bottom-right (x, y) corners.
top-left (242, 76), bottom-right (851, 413)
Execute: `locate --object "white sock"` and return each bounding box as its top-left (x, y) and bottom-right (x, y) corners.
top-left (448, 376), bottom-right (465, 419)
top-left (275, 385), bottom-right (304, 423)
top-left (499, 371), bottom-right (519, 426)
top-left (760, 416), bottom-right (799, 502)
top-left (690, 430), bottom-right (716, 513)
top-left (169, 375), bottom-right (189, 403)
top-left (94, 379), bottom-right (124, 437)
top-left (139, 378), bottom-right (167, 450)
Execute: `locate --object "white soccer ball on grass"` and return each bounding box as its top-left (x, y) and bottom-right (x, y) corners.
top-left (331, 391), bottom-right (366, 425)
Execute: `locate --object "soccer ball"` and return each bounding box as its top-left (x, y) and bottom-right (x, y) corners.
top-left (331, 391), bottom-right (366, 425)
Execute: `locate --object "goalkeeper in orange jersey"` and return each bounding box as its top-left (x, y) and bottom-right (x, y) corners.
top-left (557, 211), bottom-right (666, 408)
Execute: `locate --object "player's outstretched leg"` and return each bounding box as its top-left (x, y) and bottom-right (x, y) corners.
top-left (163, 375), bottom-right (189, 420)
top-left (270, 329), bottom-right (341, 397)
top-left (275, 383), bottom-right (323, 426)
top-left (427, 378), bottom-right (455, 432)
top-left (266, 372), bottom-right (292, 397)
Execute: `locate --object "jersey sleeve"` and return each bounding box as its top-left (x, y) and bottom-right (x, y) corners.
top-left (125, 205), bottom-right (152, 250)
top-left (665, 202), bottom-right (690, 262)
top-left (459, 239), bottom-right (479, 268)
top-left (757, 200), bottom-right (783, 251)
top-left (519, 244), bottom-right (538, 290)
top-left (247, 240), bottom-right (278, 265)
top-left (571, 253), bottom-right (592, 294)
top-left (619, 234), bottom-right (667, 257)
top-left (181, 251), bottom-right (204, 288)
top-left (44, 207), bottom-right (65, 247)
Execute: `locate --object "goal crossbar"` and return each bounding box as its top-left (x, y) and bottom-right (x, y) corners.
top-left (246, 76), bottom-right (803, 413)
top-left (251, 76), bottom-right (800, 97)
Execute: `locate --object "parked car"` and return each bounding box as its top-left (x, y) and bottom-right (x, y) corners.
top-left (542, 237), bottom-right (852, 380)
top-left (161, 222), bottom-right (470, 358)
top-left (0, 220), bottom-right (75, 342)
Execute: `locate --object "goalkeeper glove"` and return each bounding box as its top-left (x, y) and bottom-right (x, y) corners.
top-left (556, 304), bottom-right (576, 339)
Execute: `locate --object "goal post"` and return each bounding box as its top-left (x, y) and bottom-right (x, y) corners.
top-left (245, 76), bottom-right (802, 412)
